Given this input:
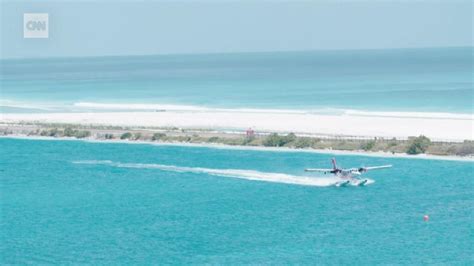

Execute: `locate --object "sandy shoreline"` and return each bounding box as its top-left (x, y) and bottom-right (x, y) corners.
top-left (2, 135), bottom-right (473, 162)
top-left (1, 110), bottom-right (473, 142)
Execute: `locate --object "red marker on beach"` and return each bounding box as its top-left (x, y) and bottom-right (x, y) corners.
top-left (423, 215), bottom-right (429, 222)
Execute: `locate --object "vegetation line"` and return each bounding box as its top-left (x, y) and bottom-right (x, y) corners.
top-left (1, 123), bottom-right (473, 157)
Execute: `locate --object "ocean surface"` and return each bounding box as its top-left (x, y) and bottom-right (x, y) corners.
top-left (1, 47), bottom-right (473, 114)
top-left (1, 138), bottom-right (473, 264)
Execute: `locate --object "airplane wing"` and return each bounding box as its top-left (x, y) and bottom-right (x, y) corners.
top-left (304, 168), bottom-right (334, 173)
top-left (359, 165), bottom-right (392, 172)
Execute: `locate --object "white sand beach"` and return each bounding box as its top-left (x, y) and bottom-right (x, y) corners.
top-left (1, 109), bottom-right (473, 142)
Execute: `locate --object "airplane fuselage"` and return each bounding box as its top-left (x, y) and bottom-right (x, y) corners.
top-left (334, 169), bottom-right (361, 180)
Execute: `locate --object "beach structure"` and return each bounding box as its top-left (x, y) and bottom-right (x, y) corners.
top-left (246, 128), bottom-right (255, 138)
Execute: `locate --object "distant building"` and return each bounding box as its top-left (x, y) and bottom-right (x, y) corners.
top-left (246, 128), bottom-right (255, 138)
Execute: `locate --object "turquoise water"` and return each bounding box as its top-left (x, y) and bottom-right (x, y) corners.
top-left (1, 47), bottom-right (473, 113)
top-left (1, 138), bottom-right (473, 264)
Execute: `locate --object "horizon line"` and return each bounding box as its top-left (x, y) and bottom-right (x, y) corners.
top-left (1, 45), bottom-right (472, 61)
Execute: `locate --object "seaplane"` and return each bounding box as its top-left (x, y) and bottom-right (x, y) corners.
top-left (305, 158), bottom-right (392, 187)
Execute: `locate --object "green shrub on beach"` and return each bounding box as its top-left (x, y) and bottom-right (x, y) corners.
top-left (75, 130), bottom-right (91, 139)
top-left (360, 140), bottom-right (376, 151)
top-left (39, 128), bottom-right (60, 137)
top-left (263, 133), bottom-right (297, 147)
top-left (178, 136), bottom-right (191, 142)
top-left (387, 138), bottom-right (398, 148)
top-left (263, 133), bottom-right (284, 147)
top-left (293, 137), bottom-right (313, 148)
top-left (63, 127), bottom-right (75, 137)
top-left (242, 136), bottom-right (255, 145)
top-left (207, 136), bottom-right (220, 143)
top-left (61, 127), bottom-right (90, 138)
top-left (50, 128), bottom-right (60, 137)
top-left (407, 135), bottom-right (431, 155)
top-left (284, 133), bottom-right (297, 145)
top-left (133, 133), bottom-right (142, 140)
top-left (120, 132), bottom-right (133, 140)
top-left (152, 133), bottom-right (166, 141)
top-left (455, 141), bottom-right (474, 156)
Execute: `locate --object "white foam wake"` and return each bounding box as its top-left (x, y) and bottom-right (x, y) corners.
top-left (72, 160), bottom-right (340, 187)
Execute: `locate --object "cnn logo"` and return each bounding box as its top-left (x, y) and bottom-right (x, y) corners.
top-left (24, 13), bottom-right (49, 38)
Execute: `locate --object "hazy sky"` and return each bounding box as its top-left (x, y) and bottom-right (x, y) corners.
top-left (1, 0), bottom-right (472, 59)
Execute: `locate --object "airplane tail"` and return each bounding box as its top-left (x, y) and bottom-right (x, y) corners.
top-left (331, 158), bottom-right (338, 170)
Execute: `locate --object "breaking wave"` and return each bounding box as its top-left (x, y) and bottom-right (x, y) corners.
top-left (73, 102), bottom-right (473, 120)
top-left (72, 160), bottom-right (352, 187)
